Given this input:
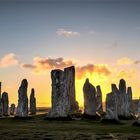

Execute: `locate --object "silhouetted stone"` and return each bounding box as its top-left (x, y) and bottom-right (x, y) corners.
top-left (16, 79), bottom-right (28, 117)
top-left (30, 88), bottom-right (36, 115)
top-left (0, 82), bottom-right (2, 116)
top-left (83, 78), bottom-right (96, 116)
top-left (96, 85), bottom-right (103, 114)
top-left (126, 87), bottom-right (132, 117)
top-left (64, 66), bottom-right (79, 114)
top-left (105, 92), bottom-right (118, 120)
top-left (118, 79), bottom-right (127, 117)
top-left (10, 104), bottom-right (15, 115)
top-left (2, 92), bottom-right (9, 116)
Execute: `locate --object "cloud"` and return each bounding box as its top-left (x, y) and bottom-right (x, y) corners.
top-left (22, 57), bottom-right (75, 74)
top-left (76, 64), bottom-right (111, 79)
top-left (0, 53), bottom-right (18, 68)
top-left (56, 28), bottom-right (80, 37)
top-left (117, 69), bottom-right (136, 79)
top-left (134, 60), bottom-right (140, 65)
top-left (22, 57), bottom-right (111, 78)
top-left (117, 57), bottom-right (133, 65)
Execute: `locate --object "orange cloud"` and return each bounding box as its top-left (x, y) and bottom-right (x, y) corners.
top-left (76, 64), bottom-right (111, 79)
top-left (22, 57), bottom-right (111, 78)
top-left (0, 53), bottom-right (18, 68)
top-left (117, 57), bottom-right (133, 65)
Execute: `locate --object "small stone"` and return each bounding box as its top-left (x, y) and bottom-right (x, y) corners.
top-left (30, 88), bottom-right (36, 115)
top-left (10, 104), bottom-right (15, 115)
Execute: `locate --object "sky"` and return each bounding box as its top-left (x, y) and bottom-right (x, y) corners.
top-left (0, 0), bottom-right (140, 107)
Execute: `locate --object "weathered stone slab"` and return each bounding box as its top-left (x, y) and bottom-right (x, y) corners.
top-left (83, 78), bottom-right (96, 116)
top-left (105, 92), bottom-right (118, 120)
top-left (16, 79), bottom-right (28, 117)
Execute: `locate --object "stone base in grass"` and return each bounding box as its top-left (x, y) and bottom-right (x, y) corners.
top-left (44, 115), bottom-right (72, 121)
top-left (82, 113), bottom-right (101, 120)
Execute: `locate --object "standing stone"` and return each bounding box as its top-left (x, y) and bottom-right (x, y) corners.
top-left (2, 92), bottom-right (9, 116)
top-left (111, 84), bottom-right (119, 116)
top-left (16, 79), bottom-right (28, 117)
top-left (0, 82), bottom-right (2, 116)
top-left (30, 88), bottom-right (36, 115)
top-left (96, 85), bottom-right (103, 114)
top-left (118, 79), bottom-right (127, 116)
top-left (47, 66), bottom-right (79, 119)
top-left (10, 104), bottom-right (15, 115)
top-left (138, 99), bottom-right (140, 121)
top-left (126, 87), bottom-right (132, 117)
top-left (64, 66), bottom-right (79, 114)
top-left (83, 78), bottom-right (96, 116)
top-left (105, 92), bottom-right (118, 120)
top-left (47, 70), bottom-right (67, 118)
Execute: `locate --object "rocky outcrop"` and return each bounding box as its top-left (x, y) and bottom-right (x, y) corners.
top-left (2, 92), bottom-right (9, 116)
top-left (16, 79), bottom-right (28, 117)
top-left (83, 78), bottom-right (96, 116)
top-left (96, 85), bottom-right (103, 114)
top-left (30, 88), bottom-right (36, 115)
top-left (10, 104), bottom-right (15, 115)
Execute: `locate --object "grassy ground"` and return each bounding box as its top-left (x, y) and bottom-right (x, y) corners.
top-left (0, 114), bottom-right (140, 140)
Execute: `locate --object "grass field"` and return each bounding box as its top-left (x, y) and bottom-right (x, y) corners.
top-left (0, 114), bottom-right (140, 140)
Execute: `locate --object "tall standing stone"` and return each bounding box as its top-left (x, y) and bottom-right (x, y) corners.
top-left (30, 88), bottom-right (36, 115)
top-left (96, 85), bottom-right (103, 114)
top-left (10, 104), bottom-right (15, 115)
top-left (126, 87), bottom-right (132, 117)
top-left (83, 78), bottom-right (96, 116)
top-left (0, 82), bottom-right (2, 116)
top-left (118, 79), bottom-right (127, 116)
top-left (64, 66), bottom-right (79, 114)
top-left (47, 70), bottom-right (67, 118)
top-left (16, 79), bottom-right (28, 117)
top-left (2, 92), bottom-right (9, 116)
top-left (105, 92), bottom-right (118, 120)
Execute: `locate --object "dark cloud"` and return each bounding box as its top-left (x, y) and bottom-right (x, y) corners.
top-left (22, 57), bottom-right (111, 78)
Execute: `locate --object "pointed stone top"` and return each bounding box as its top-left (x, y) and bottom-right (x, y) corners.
top-left (31, 88), bottom-right (35, 97)
top-left (2, 92), bottom-right (8, 96)
top-left (21, 79), bottom-right (28, 87)
top-left (96, 85), bottom-right (101, 89)
top-left (119, 79), bottom-right (126, 93)
top-left (85, 78), bottom-right (89, 83)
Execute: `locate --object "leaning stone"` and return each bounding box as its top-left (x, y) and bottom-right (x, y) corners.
top-left (2, 92), bottom-right (9, 116)
top-left (10, 104), bottom-right (15, 115)
top-left (30, 88), bottom-right (36, 115)
top-left (16, 79), bottom-right (28, 117)
top-left (83, 78), bottom-right (96, 116)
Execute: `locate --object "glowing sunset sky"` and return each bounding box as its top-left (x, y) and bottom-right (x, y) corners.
top-left (0, 0), bottom-right (140, 107)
